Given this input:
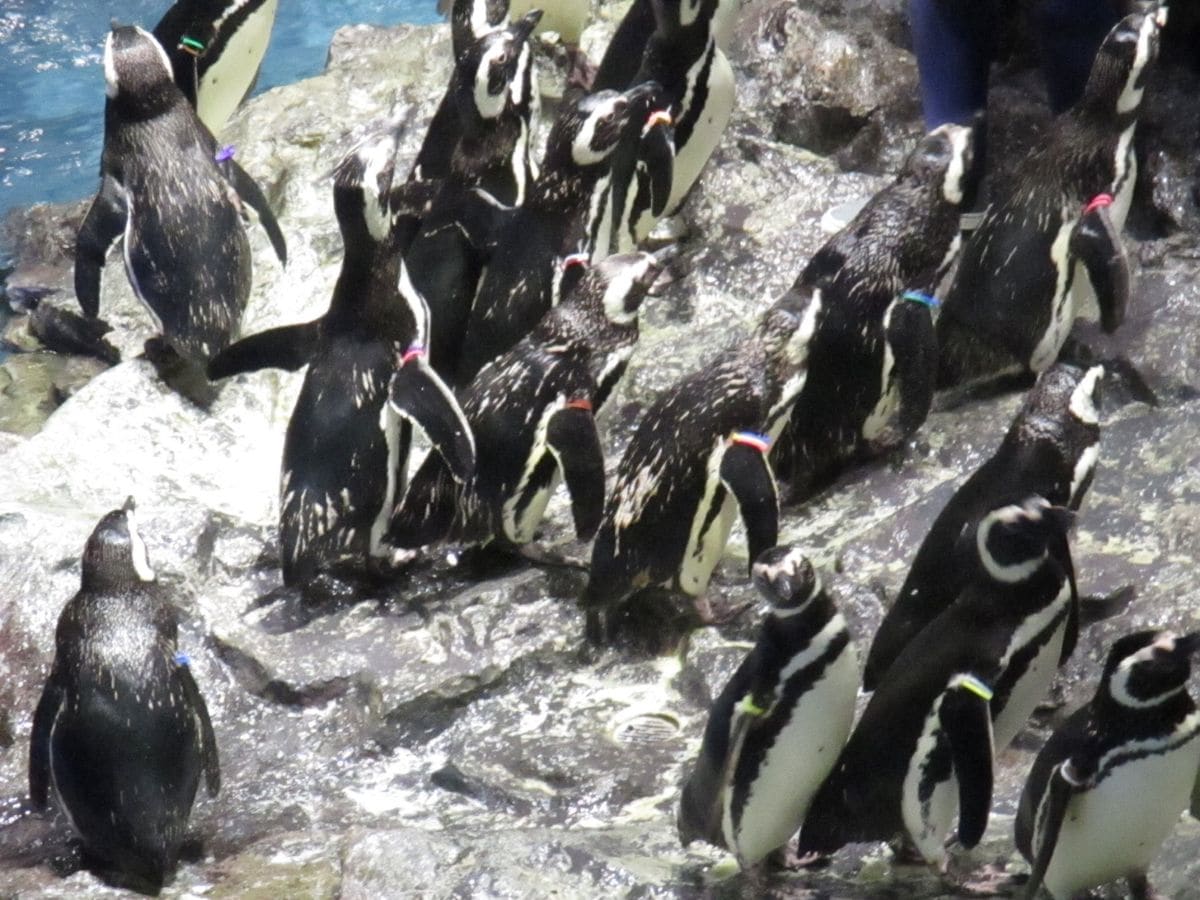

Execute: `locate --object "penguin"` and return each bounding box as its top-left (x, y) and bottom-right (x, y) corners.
top-left (935, 6), bottom-right (1167, 389)
top-left (798, 498), bottom-right (1077, 869)
top-left (456, 81), bottom-right (671, 383)
top-left (864, 363), bottom-right (1103, 691)
top-left (74, 26), bottom-right (286, 379)
top-left (152, 0), bottom-right (280, 134)
top-left (592, 0), bottom-right (740, 242)
top-left (582, 297), bottom-right (814, 646)
top-left (389, 251), bottom-right (663, 554)
top-left (401, 12), bottom-right (543, 384)
top-left (28, 499), bottom-right (219, 893)
top-left (207, 123), bottom-right (474, 597)
top-left (776, 123), bottom-right (975, 501)
top-left (592, 0), bottom-right (655, 93)
top-left (1016, 629), bottom-right (1200, 900)
top-left (678, 545), bottom-right (859, 869)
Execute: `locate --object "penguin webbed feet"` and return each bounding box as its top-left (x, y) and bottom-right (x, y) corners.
top-left (938, 858), bottom-right (1020, 898)
top-left (142, 338), bottom-right (220, 409)
top-left (1057, 337), bottom-right (1160, 409)
top-left (583, 588), bottom-right (703, 655)
top-left (1078, 584), bottom-right (1137, 626)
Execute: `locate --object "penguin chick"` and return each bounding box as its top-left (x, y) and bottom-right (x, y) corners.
top-left (678, 545), bottom-right (859, 869)
top-left (29, 500), bottom-right (219, 894)
top-left (1016, 629), bottom-right (1200, 900)
top-left (864, 363), bottom-right (1103, 691)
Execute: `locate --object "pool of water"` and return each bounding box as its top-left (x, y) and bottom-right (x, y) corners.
top-left (0, 0), bottom-right (439, 227)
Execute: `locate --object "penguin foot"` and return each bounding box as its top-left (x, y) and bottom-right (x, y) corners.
top-left (1079, 584), bottom-right (1137, 625)
top-left (939, 860), bottom-right (1018, 897)
top-left (143, 337), bottom-right (219, 409)
top-left (768, 845), bottom-right (831, 871)
top-left (691, 593), bottom-right (754, 628)
top-left (516, 543), bottom-right (590, 571)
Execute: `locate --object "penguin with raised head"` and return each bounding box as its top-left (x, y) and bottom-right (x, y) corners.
top-left (582, 298), bottom-right (813, 646)
top-left (678, 545), bottom-right (859, 869)
top-left (777, 123), bottom-right (975, 501)
top-left (29, 500), bottom-right (219, 893)
top-left (153, 0), bottom-right (280, 134)
top-left (207, 123), bottom-right (473, 597)
top-left (402, 12), bottom-right (543, 383)
top-left (799, 498), bottom-right (1077, 872)
top-left (936, 6), bottom-right (1167, 389)
top-left (457, 81), bottom-right (671, 382)
top-left (75, 25), bottom-right (285, 392)
top-left (1016, 629), bottom-right (1200, 900)
top-left (864, 363), bottom-right (1103, 691)
top-left (390, 251), bottom-right (663, 554)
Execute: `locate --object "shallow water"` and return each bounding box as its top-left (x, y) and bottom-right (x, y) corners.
top-left (0, 0), bottom-right (438, 226)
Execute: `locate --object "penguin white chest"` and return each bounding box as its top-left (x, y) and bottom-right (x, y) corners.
top-left (503, 402), bottom-right (561, 544)
top-left (901, 701), bottom-right (960, 863)
top-left (662, 44), bottom-right (735, 220)
top-left (993, 596), bottom-right (1069, 750)
top-left (1030, 222), bottom-right (1077, 373)
top-left (196, 0), bottom-right (280, 134)
top-left (677, 442), bottom-right (737, 596)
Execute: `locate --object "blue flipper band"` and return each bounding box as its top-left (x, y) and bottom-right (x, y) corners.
top-left (902, 290), bottom-right (940, 309)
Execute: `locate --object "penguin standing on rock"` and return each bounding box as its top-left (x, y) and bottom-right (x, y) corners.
top-left (799, 498), bottom-right (1077, 877)
top-left (776, 123), bottom-right (975, 501)
top-left (935, 6), bottom-right (1167, 389)
top-left (864, 362), bottom-right (1104, 691)
top-left (1016, 629), bottom-right (1200, 900)
top-left (29, 500), bottom-right (219, 893)
top-left (582, 299), bottom-right (812, 646)
top-left (678, 545), bottom-right (859, 869)
top-left (390, 251), bottom-right (665, 555)
top-left (207, 123), bottom-right (473, 598)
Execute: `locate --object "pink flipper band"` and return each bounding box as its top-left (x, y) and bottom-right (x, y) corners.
top-left (565, 398), bottom-right (593, 412)
top-left (731, 431), bottom-right (771, 454)
top-left (1083, 194), bottom-right (1113, 216)
top-left (401, 345), bottom-right (426, 365)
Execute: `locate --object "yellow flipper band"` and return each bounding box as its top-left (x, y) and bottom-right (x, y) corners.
top-left (738, 696), bottom-right (767, 716)
top-left (960, 675), bottom-right (994, 701)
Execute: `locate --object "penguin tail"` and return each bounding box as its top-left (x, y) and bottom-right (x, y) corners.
top-left (796, 772), bottom-right (866, 857)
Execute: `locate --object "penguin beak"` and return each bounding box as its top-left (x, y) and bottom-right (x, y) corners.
top-left (121, 496), bottom-right (137, 513)
top-left (622, 80), bottom-right (665, 119)
top-left (513, 9), bottom-right (543, 42)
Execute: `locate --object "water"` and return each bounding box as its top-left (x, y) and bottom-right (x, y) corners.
top-left (0, 0), bottom-right (440, 225)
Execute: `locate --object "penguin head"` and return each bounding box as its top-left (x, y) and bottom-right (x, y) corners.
top-left (572, 251), bottom-right (666, 325)
top-left (457, 10), bottom-right (541, 123)
top-left (545, 82), bottom-right (669, 173)
top-left (752, 545), bottom-right (822, 613)
top-left (761, 282), bottom-right (821, 380)
top-left (1080, 6), bottom-right (1165, 119)
top-left (445, 0), bottom-right (512, 46)
top-left (901, 122), bottom-right (976, 208)
top-left (974, 496), bottom-right (1074, 583)
top-left (653, 0), bottom-right (714, 34)
top-left (331, 115), bottom-right (403, 244)
top-left (104, 24), bottom-right (178, 114)
top-left (81, 498), bottom-right (158, 592)
top-left (1103, 629), bottom-right (1199, 709)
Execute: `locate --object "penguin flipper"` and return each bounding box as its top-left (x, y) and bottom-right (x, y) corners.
top-left (75, 175), bottom-right (129, 319)
top-left (178, 663), bottom-right (221, 797)
top-left (389, 356), bottom-right (476, 483)
top-left (1071, 200), bottom-right (1129, 334)
top-left (1025, 763), bottom-right (1081, 900)
top-left (877, 294), bottom-right (938, 446)
top-left (29, 674), bottom-right (63, 810)
top-left (206, 320), bottom-right (321, 379)
top-left (458, 188), bottom-right (515, 257)
top-left (940, 675), bottom-right (996, 848)
top-left (389, 453), bottom-right (460, 549)
top-left (1054, 540), bottom-right (1080, 667)
top-left (719, 441), bottom-right (779, 574)
top-left (226, 158), bottom-right (288, 266)
top-left (546, 405), bottom-right (606, 541)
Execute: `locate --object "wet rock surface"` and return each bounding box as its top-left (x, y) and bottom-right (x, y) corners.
top-left (2, 4), bottom-right (1200, 898)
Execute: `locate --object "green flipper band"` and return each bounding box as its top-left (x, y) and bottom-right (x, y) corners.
top-left (181, 36), bottom-right (206, 54)
top-left (960, 675), bottom-right (993, 701)
top-left (738, 696), bottom-right (767, 716)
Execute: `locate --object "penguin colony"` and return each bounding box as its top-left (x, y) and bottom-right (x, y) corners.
top-left (20, 0), bottom-right (1196, 895)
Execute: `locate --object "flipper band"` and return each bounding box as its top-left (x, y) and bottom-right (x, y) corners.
top-left (646, 109), bottom-right (673, 129)
top-left (174, 652), bottom-right (190, 667)
top-left (562, 253), bottom-right (588, 271)
top-left (959, 674), bottom-right (993, 701)
top-left (732, 431), bottom-right (771, 453)
top-left (180, 36), bottom-right (206, 55)
top-left (902, 290), bottom-right (940, 309)
top-left (738, 696), bottom-right (767, 716)
top-left (215, 145), bottom-right (235, 163)
top-left (1083, 194), bottom-right (1114, 216)
top-left (566, 398), bottom-right (593, 412)
top-left (402, 345), bottom-right (426, 365)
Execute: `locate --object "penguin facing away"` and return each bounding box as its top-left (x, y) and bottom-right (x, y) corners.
top-left (1016, 629), bottom-right (1200, 900)
top-left (29, 500), bottom-right (219, 893)
top-left (75, 25), bottom-right (285, 374)
top-left (582, 298), bottom-right (814, 646)
top-left (864, 363), bottom-right (1104, 691)
top-left (935, 6), bottom-right (1167, 389)
top-left (207, 123), bottom-right (474, 595)
top-left (799, 498), bottom-right (1077, 869)
top-left (389, 251), bottom-right (663, 555)
top-left (678, 545), bottom-right (859, 869)
top-left (153, 0), bottom-right (280, 134)
top-left (777, 122), bottom-right (975, 501)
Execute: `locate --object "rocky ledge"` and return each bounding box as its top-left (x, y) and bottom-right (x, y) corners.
top-left (2, 1), bottom-right (1200, 897)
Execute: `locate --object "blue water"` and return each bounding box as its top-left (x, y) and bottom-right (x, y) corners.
top-left (0, 0), bottom-right (439, 225)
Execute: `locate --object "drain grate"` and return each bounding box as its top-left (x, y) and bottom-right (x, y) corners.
top-left (610, 711), bottom-right (682, 746)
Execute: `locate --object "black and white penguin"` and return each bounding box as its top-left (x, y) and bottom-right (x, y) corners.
top-left (777, 123), bottom-right (975, 500)
top-left (401, 12), bottom-right (543, 383)
top-left (592, 0), bottom-right (739, 240)
top-left (582, 298), bottom-right (813, 645)
top-left (207, 124), bottom-right (474, 596)
top-left (592, 0), bottom-right (655, 92)
top-left (678, 545), bottom-right (859, 869)
top-left (29, 500), bottom-right (219, 892)
top-left (390, 251), bottom-right (663, 553)
top-left (456, 81), bottom-right (671, 383)
top-left (799, 497), bottom-right (1077, 868)
top-left (935, 6), bottom-right (1167, 388)
top-left (74, 25), bottom-right (285, 375)
top-left (1016, 629), bottom-right (1200, 900)
top-left (152, 0), bottom-right (280, 134)
top-left (864, 363), bottom-right (1103, 691)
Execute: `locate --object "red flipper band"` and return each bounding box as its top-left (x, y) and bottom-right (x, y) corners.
top-left (401, 345), bottom-right (426, 365)
top-left (1083, 194), bottom-right (1113, 216)
top-left (731, 431), bottom-right (771, 453)
top-left (566, 398), bottom-right (593, 412)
